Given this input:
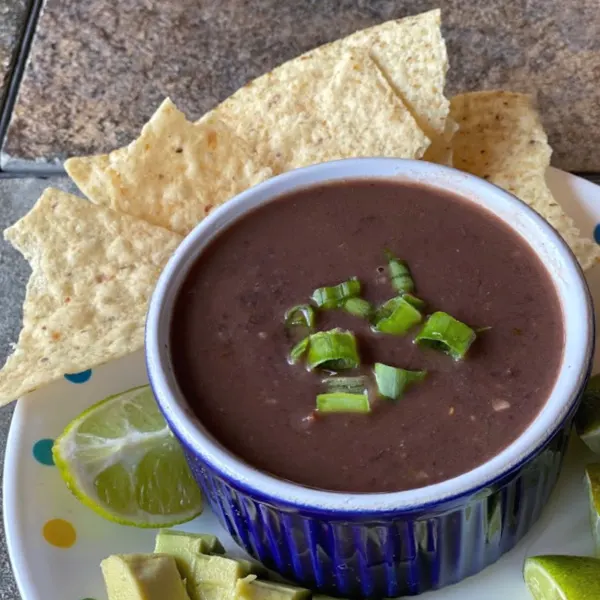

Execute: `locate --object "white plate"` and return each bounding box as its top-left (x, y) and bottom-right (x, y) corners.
top-left (4, 167), bottom-right (600, 600)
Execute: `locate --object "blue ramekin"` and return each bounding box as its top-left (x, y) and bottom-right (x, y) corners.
top-left (146, 159), bottom-right (594, 598)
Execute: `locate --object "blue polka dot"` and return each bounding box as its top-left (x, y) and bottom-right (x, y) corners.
top-left (64, 369), bottom-right (92, 384)
top-left (594, 224), bottom-right (600, 244)
top-left (32, 439), bottom-right (55, 466)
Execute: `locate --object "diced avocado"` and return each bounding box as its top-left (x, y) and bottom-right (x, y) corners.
top-left (162, 549), bottom-right (254, 600)
top-left (237, 558), bottom-right (269, 578)
top-left (236, 576), bottom-right (311, 600)
top-left (100, 553), bottom-right (190, 600)
top-left (155, 530), bottom-right (226, 556)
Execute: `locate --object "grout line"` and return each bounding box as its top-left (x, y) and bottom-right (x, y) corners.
top-left (0, 0), bottom-right (45, 164)
top-left (0, 171), bottom-right (64, 180)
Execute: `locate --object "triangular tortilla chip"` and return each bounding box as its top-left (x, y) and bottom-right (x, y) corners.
top-left (450, 91), bottom-right (600, 270)
top-left (347, 9), bottom-right (453, 162)
top-left (216, 9), bottom-right (449, 168)
top-left (65, 99), bottom-right (273, 236)
top-left (0, 189), bottom-right (182, 404)
top-left (215, 50), bottom-right (429, 174)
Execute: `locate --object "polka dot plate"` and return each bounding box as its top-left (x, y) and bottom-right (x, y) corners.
top-left (5, 168), bottom-right (600, 600)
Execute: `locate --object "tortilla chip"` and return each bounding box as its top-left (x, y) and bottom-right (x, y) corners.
top-left (0, 189), bottom-right (182, 404)
top-left (65, 99), bottom-right (273, 236)
top-left (450, 91), bottom-right (600, 270)
top-left (340, 9), bottom-right (452, 162)
top-left (215, 50), bottom-right (429, 174)
top-left (213, 11), bottom-right (451, 171)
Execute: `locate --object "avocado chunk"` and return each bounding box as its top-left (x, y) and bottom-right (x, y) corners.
top-left (236, 576), bottom-right (311, 600)
top-left (158, 548), bottom-right (253, 600)
top-left (155, 530), bottom-right (226, 556)
top-left (101, 553), bottom-right (190, 600)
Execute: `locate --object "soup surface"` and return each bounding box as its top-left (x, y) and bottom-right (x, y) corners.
top-left (170, 180), bottom-right (564, 493)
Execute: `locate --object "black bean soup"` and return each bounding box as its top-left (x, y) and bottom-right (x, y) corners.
top-left (170, 180), bottom-right (564, 493)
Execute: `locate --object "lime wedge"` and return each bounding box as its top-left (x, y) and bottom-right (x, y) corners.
top-left (52, 385), bottom-right (202, 528)
top-left (524, 555), bottom-right (600, 599)
top-left (585, 464), bottom-right (600, 557)
top-left (575, 374), bottom-right (600, 453)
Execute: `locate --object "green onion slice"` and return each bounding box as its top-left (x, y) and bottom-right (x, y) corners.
top-left (307, 328), bottom-right (360, 371)
top-left (402, 293), bottom-right (425, 309)
top-left (415, 312), bottom-right (476, 360)
top-left (289, 336), bottom-right (309, 364)
top-left (372, 296), bottom-right (423, 335)
top-left (316, 392), bottom-right (370, 414)
top-left (374, 363), bottom-right (427, 401)
top-left (322, 376), bottom-right (367, 394)
top-left (343, 297), bottom-right (373, 319)
top-left (284, 304), bottom-right (316, 329)
top-left (311, 277), bottom-right (361, 309)
top-left (385, 250), bottom-right (414, 294)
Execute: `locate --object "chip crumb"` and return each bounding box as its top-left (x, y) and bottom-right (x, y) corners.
top-left (448, 406), bottom-right (455, 415)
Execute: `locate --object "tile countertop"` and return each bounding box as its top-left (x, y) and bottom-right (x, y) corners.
top-left (2, 0), bottom-right (600, 172)
top-left (0, 0), bottom-right (29, 105)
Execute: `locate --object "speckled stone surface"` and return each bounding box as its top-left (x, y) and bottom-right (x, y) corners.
top-left (3, 0), bottom-right (600, 171)
top-left (0, 0), bottom-right (28, 102)
top-left (0, 176), bottom-right (78, 600)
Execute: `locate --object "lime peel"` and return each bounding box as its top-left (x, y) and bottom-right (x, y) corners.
top-left (524, 555), bottom-right (600, 600)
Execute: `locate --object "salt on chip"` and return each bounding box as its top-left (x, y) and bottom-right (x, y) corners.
top-left (0, 189), bottom-right (182, 404)
top-left (450, 91), bottom-right (600, 270)
top-left (215, 50), bottom-right (430, 174)
top-left (65, 99), bottom-right (273, 236)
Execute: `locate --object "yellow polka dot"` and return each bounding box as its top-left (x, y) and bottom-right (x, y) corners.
top-left (42, 518), bottom-right (76, 548)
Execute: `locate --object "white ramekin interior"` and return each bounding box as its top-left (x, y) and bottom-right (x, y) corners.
top-left (146, 158), bottom-right (593, 512)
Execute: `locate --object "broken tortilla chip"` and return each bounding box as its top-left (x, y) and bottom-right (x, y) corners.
top-left (65, 99), bottom-right (273, 236)
top-left (450, 90), bottom-right (600, 270)
top-left (214, 49), bottom-right (430, 175)
top-left (0, 189), bottom-right (182, 404)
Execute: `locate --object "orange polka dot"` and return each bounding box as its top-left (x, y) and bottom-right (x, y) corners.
top-left (42, 518), bottom-right (76, 548)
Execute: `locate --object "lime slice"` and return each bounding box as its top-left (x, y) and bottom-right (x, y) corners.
top-left (52, 385), bottom-right (202, 528)
top-left (575, 374), bottom-right (600, 453)
top-left (524, 555), bottom-right (600, 599)
top-left (585, 464), bottom-right (600, 556)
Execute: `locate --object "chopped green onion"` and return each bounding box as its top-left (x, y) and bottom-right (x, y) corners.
top-left (385, 250), bottom-right (414, 294)
top-left (322, 376), bottom-right (367, 394)
top-left (311, 277), bottom-right (361, 309)
top-left (343, 297), bottom-right (373, 319)
top-left (307, 328), bottom-right (360, 371)
top-left (316, 392), bottom-right (370, 414)
top-left (372, 296), bottom-right (423, 335)
top-left (374, 363), bottom-right (427, 401)
top-left (415, 312), bottom-right (476, 360)
top-left (403, 293), bottom-right (425, 309)
top-left (289, 336), bottom-right (309, 364)
top-left (284, 304), bottom-right (316, 329)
